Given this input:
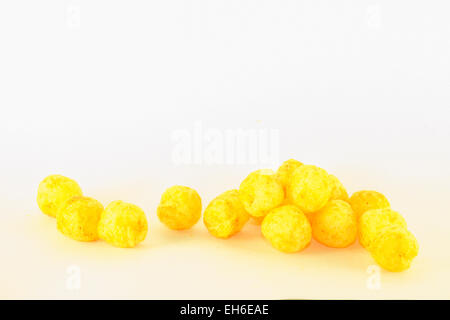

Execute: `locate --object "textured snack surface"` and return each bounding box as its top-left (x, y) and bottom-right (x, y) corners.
top-left (203, 190), bottom-right (249, 238)
top-left (239, 169), bottom-right (284, 218)
top-left (98, 200), bottom-right (148, 248)
top-left (348, 190), bottom-right (390, 219)
top-left (370, 225), bottom-right (419, 272)
top-left (57, 196), bottom-right (104, 241)
top-left (287, 165), bottom-right (332, 214)
top-left (157, 185), bottom-right (202, 230)
top-left (261, 205), bottom-right (312, 253)
top-left (359, 208), bottom-right (407, 249)
top-left (311, 200), bottom-right (357, 248)
top-left (276, 159), bottom-right (303, 190)
top-left (328, 175), bottom-right (349, 201)
top-left (37, 175), bottom-right (83, 218)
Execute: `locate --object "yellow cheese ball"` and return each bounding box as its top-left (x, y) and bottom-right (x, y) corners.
top-left (348, 190), bottom-right (390, 219)
top-left (370, 225), bottom-right (419, 272)
top-left (203, 190), bottom-right (250, 239)
top-left (98, 200), bottom-right (148, 248)
top-left (287, 165), bottom-right (332, 214)
top-left (238, 169), bottom-right (284, 218)
top-left (37, 174), bottom-right (83, 218)
top-left (311, 200), bottom-right (357, 248)
top-left (328, 174), bottom-right (349, 201)
top-left (57, 196), bottom-right (104, 242)
top-left (359, 208), bottom-right (407, 250)
top-left (157, 185), bottom-right (202, 230)
top-left (261, 205), bottom-right (312, 253)
top-left (276, 159), bottom-right (303, 190)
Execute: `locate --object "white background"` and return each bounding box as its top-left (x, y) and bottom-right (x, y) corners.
top-left (0, 1), bottom-right (449, 299)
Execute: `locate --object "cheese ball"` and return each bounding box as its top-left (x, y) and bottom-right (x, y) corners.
top-left (238, 169), bottom-right (284, 218)
top-left (370, 225), bottom-right (419, 272)
top-left (57, 196), bottom-right (104, 242)
top-left (359, 208), bottom-right (407, 250)
top-left (203, 190), bottom-right (249, 239)
top-left (276, 159), bottom-right (303, 190)
top-left (98, 200), bottom-right (148, 248)
top-left (348, 190), bottom-right (390, 219)
top-left (261, 205), bottom-right (312, 253)
top-left (157, 185), bottom-right (202, 230)
top-left (287, 165), bottom-right (332, 214)
top-left (328, 174), bottom-right (349, 201)
top-left (311, 200), bottom-right (357, 248)
top-left (37, 174), bottom-right (83, 218)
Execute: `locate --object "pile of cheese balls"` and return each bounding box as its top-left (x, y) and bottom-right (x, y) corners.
top-left (37, 160), bottom-right (418, 272)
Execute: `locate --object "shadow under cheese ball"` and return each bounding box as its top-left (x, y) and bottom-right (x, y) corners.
top-left (238, 169), bottom-right (284, 218)
top-left (203, 190), bottom-right (249, 239)
top-left (157, 185), bottom-right (202, 230)
top-left (311, 200), bottom-right (357, 248)
top-left (57, 196), bottom-right (104, 242)
top-left (98, 200), bottom-right (148, 248)
top-left (261, 205), bottom-right (312, 253)
top-left (37, 174), bottom-right (83, 218)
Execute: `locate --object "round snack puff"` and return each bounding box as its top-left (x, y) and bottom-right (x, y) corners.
top-left (57, 196), bottom-right (104, 242)
top-left (238, 169), bottom-right (284, 218)
top-left (98, 200), bottom-right (148, 248)
top-left (157, 185), bottom-right (202, 230)
top-left (328, 174), bottom-right (349, 201)
top-left (276, 159), bottom-right (303, 190)
top-left (37, 174), bottom-right (83, 218)
top-left (311, 200), bottom-right (357, 248)
top-left (359, 208), bottom-right (407, 250)
top-left (370, 225), bottom-right (419, 272)
top-left (348, 190), bottom-right (390, 219)
top-left (203, 190), bottom-right (249, 239)
top-left (287, 165), bottom-right (332, 214)
top-left (261, 205), bottom-right (312, 253)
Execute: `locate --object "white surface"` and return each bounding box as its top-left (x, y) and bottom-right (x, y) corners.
top-left (1, 1), bottom-right (450, 299)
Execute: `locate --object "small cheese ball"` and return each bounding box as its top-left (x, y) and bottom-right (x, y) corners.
top-left (311, 200), bottom-right (357, 248)
top-left (98, 200), bottom-right (148, 248)
top-left (238, 169), bottom-right (284, 218)
top-left (348, 190), bottom-right (390, 219)
top-left (359, 208), bottom-right (407, 250)
top-left (370, 225), bottom-right (419, 272)
top-left (287, 165), bottom-right (332, 214)
top-left (157, 185), bottom-right (202, 230)
top-left (276, 159), bottom-right (303, 190)
top-left (57, 196), bottom-right (104, 242)
top-left (203, 190), bottom-right (249, 239)
top-left (37, 174), bottom-right (83, 218)
top-left (328, 174), bottom-right (349, 201)
top-left (261, 205), bottom-right (312, 253)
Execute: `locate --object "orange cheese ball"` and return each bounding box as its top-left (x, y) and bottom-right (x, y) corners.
top-left (370, 225), bottom-right (419, 272)
top-left (37, 175), bottom-right (83, 218)
top-left (57, 196), bottom-right (104, 242)
top-left (157, 185), bottom-right (202, 230)
top-left (203, 190), bottom-right (249, 239)
top-left (328, 174), bottom-right (349, 201)
top-left (287, 165), bottom-right (332, 214)
top-left (311, 200), bottom-right (357, 248)
top-left (261, 205), bottom-right (312, 253)
top-left (348, 190), bottom-right (390, 219)
top-left (276, 159), bottom-right (303, 190)
top-left (238, 169), bottom-right (284, 218)
top-left (359, 208), bottom-right (407, 250)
